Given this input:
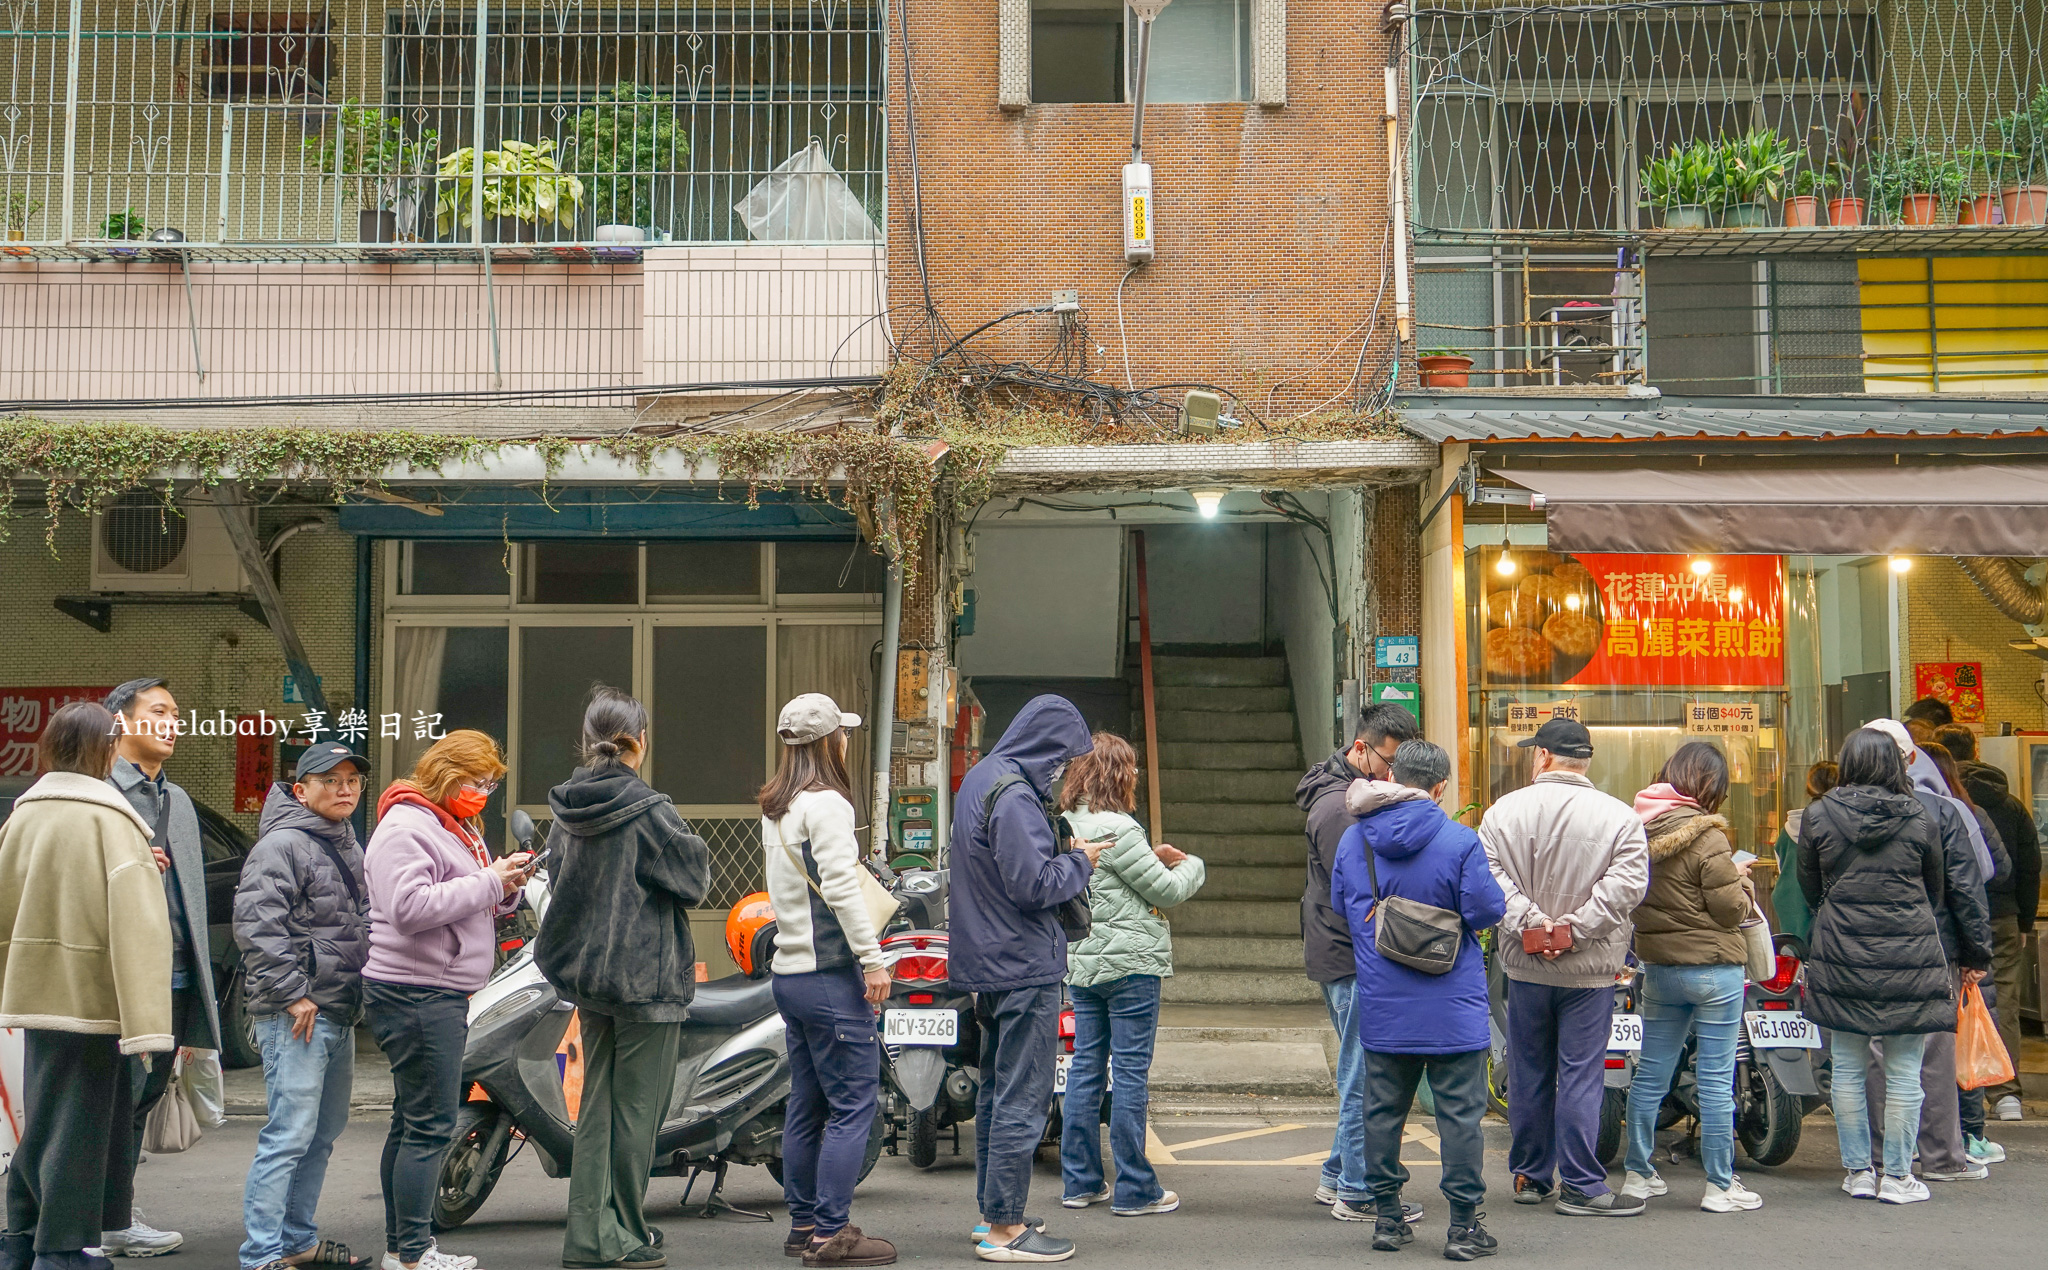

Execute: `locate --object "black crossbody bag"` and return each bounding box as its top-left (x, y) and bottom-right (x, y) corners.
top-left (980, 774), bottom-right (1093, 941)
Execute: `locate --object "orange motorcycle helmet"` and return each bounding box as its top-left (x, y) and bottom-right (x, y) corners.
top-left (726, 892), bottom-right (777, 979)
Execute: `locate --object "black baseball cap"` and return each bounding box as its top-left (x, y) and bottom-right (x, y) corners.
top-left (1516, 717), bottom-right (1594, 760)
top-left (295, 742), bottom-right (370, 779)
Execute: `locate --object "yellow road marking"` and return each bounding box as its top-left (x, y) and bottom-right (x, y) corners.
top-left (1156, 1123), bottom-right (1308, 1154)
top-left (1144, 1121), bottom-right (1445, 1168)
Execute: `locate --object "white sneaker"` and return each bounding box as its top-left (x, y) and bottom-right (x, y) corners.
top-left (1921, 1162), bottom-right (1989, 1182)
top-left (1313, 1183), bottom-right (1341, 1206)
top-left (1112, 1190), bottom-right (1180, 1216)
top-left (1619, 1170), bottom-right (1668, 1200)
top-left (381, 1243), bottom-right (481, 1270)
top-left (1061, 1187), bottom-right (1111, 1209)
top-left (1842, 1169), bottom-right (1877, 1199)
top-left (1878, 1175), bottom-right (1931, 1205)
top-left (1700, 1177), bottom-right (1763, 1213)
top-left (100, 1211), bottom-right (182, 1257)
top-left (1997, 1095), bottom-right (2024, 1122)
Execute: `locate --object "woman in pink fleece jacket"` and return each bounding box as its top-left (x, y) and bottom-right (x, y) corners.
top-left (363, 731), bottom-right (531, 1270)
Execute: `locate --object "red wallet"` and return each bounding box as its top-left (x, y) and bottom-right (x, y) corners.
top-left (1521, 925), bottom-right (1575, 955)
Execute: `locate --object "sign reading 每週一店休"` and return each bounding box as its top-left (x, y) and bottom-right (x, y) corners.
top-left (0, 687), bottom-right (114, 777)
top-left (1684, 702), bottom-right (1759, 736)
top-left (1505, 700), bottom-right (1581, 735)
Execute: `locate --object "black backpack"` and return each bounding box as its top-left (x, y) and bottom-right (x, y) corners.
top-left (978, 774), bottom-right (1093, 941)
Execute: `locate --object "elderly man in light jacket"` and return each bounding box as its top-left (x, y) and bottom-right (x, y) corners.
top-left (1478, 718), bottom-right (1649, 1218)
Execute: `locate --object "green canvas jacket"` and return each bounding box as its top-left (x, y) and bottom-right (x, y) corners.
top-left (1061, 805), bottom-right (1206, 988)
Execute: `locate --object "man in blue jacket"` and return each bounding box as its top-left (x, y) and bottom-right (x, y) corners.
top-left (951, 696), bottom-right (1104, 1264)
top-left (1332, 741), bottom-right (1506, 1263)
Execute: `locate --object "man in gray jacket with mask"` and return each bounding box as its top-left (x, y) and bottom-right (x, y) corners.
top-left (234, 742), bottom-right (373, 1270)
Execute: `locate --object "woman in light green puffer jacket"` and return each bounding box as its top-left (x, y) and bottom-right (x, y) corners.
top-left (1056, 733), bottom-right (1206, 1215)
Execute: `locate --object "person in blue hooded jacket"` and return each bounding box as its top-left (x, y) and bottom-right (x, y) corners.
top-left (1331, 740), bottom-right (1506, 1263)
top-left (951, 695), bottom-right (1106, 1264)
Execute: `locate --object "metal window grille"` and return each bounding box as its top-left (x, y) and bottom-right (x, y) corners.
top-left (695, 814), bottom-right (765, 910)
top-left (0, 0), bottom-right (885, 247)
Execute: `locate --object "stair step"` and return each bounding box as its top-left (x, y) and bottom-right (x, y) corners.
top-left (1171, 935), bottom-right (1305, 972)
top-left (1146, 684), bottom-right (1294, 713)
top-left (1168, 899), bottom-right (1299, 938)
top-left (1147, 741), bottom-right (1302, 770)
top-left (1157, 802), bottom-right (1305, 834)
top-left (1149, 655), bottom-right (1288, 687)
top-left (1153, 768), bottom-right (1299, 803)
top-left (1161, 971), bottom-right (1325, 1007)
top-left (1171, 832), bottom-right (1302, 866)
top-left (1152, 710), bottom-right (1299, 742)
top-left (1191, 865), bottom-right (1303, 901)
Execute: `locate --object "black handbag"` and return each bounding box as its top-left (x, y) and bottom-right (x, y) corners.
top-left (1363, 848), bottom-right (1464, 975)
top-left (980, 775), bottom-right (1092, 941)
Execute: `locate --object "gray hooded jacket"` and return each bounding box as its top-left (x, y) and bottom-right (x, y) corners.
top-left (233, 782), bottom-right (371, 1017)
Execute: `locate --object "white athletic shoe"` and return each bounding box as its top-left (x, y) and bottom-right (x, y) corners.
top-left (381, 1242), bottom-right (481, 1270)
top-left (1841, 1169), bottom-right (1877, 1199)
top-left (1921, 1162), bottom-right (1989, 1182)
top-left (1878, 1175), bottom-right (1931, 1205)
top-left (1060, 1187), bottom-right (1111, 1209)
top-left (1997, 1095), bottom-right (2024, 1122)
top-left (100, 1211), bottom-right (182, 1257)
top-left (1112, 1191), bottom-right (1180, 1217)
top-left (1313, 1184), bottom-right (1341, 1206)
top-left (1620, 1170), bottom-right (1668, 1200)
top-left (1700, 1177), bottom-right (1763, 1213)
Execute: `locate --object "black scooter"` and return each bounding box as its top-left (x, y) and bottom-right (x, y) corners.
top-left (875, 866), bottom-right (984, 1168)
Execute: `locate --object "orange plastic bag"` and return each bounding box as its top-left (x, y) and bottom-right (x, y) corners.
top-left (1956, 980), bottom-right (2016, 1091)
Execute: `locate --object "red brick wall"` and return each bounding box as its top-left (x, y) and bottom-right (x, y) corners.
top-left (886, 3), bottom-right (1400, 416)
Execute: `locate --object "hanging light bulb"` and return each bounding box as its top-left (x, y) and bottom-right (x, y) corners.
top-left (1889, 555), bottom-right (1913, 574)
top-left (1495, 551), bottom-right (1518, 577)
top-left (1690, 558), bottom-right (1714, 576)
top-left (1189, 488), bottom-right (1228, 518)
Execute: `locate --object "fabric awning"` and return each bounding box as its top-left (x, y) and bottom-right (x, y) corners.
top-left (1493, 464), bottom-right (2048, 555)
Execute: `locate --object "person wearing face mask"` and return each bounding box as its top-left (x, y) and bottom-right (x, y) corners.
top-left (363, 731), bottom-right (533, 1270)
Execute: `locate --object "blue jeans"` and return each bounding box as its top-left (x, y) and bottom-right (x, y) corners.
top-left (240, 1012), bottom-right (355, 1269)
top-left (1060, 975), bottom-right (1162, 1210)
top-left (974, 983), bottom-right (1060, 1226)
top-left (773, 968), bottom-right (880, 1237)
top-left (1623, 963), bottom-right (1744, 1188)
top-left (1505, 979), bottom-right (1615, 1196)
top-left (1319, 977), bottom-right (1368, 1204)
top-left (1831, 1029), bottom-right (1929, 1178)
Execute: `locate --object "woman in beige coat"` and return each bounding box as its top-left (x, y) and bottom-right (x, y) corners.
top-left (0, 701), bottom-right (173, 1269)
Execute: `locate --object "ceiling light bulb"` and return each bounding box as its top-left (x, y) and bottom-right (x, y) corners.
top-left (1690, 558), bottom-right (1713, 576)
top-left (1190, 488), bottom-right (1228, 518)
top-left (1495, 552), bottom-right (1518, 577)
top-left (1890, 555), bottom-right (1913, 573)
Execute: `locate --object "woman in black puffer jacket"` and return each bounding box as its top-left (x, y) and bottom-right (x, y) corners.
top-left (1797, 728), bottom-right (1966, 1206)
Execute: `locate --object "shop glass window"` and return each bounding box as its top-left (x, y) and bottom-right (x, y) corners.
top-left (776, 540), bottom-right (881, 596)
top-left (518, 625), bottom-right (634, 799)
top-left (646, 542), bottom-right (762, 602)
top-left (525, 542), bottom-right (639, 605)
top-left (652, 626), bottom-right (767, 804)
top-left (403, 541), bottom-right (510, 596)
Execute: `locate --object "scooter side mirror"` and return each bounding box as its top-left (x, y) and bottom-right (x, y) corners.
top-left (510, 809), bottom-right (536, 851)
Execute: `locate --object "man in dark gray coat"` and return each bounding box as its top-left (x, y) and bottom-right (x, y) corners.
top-left (233, 742), bottom-right (372, 1270)
top-left (105, 676), bottom-right (222, 1257)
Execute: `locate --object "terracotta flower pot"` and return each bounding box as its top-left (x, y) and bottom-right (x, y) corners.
top-left (1418, 355), bottom-right (1474, 389)
top-left (1900, 193), bottom-right (1941, 226)
top-left (1783, 195), bottom-right (1821, 227)
top-left (1826, 197), bottom-right (1866, 227)
top-left (1957, 194), bottom-right (2002, 226)
top-left (2000, 185), bottom-right (2048, 226)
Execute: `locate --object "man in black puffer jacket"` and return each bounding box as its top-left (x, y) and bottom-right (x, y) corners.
top-left (233, 742), bottom-right (372, 1270)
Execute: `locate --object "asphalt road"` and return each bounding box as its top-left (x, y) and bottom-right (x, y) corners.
top-left (134, 1110), bottom-right (2039, 1269)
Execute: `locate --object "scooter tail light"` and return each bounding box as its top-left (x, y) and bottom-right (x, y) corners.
top-left (1058, 1009), bottom-right (1076, 1040)
top-left (907, 992), bottom-right (936, 1005)
top-left (890, 953), bottom-right (949, 982)
top-left (1759, 955), bottom-right (1800, 994)
top-left (1604, 1057), bottom-right (1627, 1069)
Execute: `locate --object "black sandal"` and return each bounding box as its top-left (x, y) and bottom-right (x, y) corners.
top-left (292, 1241), bottom-right (372, 1269)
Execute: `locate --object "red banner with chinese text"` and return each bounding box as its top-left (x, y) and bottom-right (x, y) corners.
top-left (0, 687), bottom-right (114, 778)
top-left (1477, 550), bottom-right (1782, 687)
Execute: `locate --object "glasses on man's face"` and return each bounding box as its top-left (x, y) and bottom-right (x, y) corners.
top-left (309, 774), bottom-right (364, 794)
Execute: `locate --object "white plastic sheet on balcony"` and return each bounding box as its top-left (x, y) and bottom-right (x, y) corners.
top-left (733, 140), bottom-right (881, 243)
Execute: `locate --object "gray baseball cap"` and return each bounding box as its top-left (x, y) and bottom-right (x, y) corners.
top-left (777, 693), bottom-right (862, 745)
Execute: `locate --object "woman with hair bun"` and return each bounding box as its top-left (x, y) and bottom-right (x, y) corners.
top-left (535, 686), bottom-right (710, 1270)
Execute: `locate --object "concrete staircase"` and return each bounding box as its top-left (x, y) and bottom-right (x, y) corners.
top-left (1134, 651), bottom-right (1319, 1006)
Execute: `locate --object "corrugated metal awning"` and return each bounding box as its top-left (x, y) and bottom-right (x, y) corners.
top-left (1400, 398), bottom-right (2048, 444)
top-left (1494, 464), bottom-right (2048, 555)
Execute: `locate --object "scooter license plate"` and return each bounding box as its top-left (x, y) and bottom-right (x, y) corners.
top-left (883, 1008), bottom-right (958, 1046)
top-left (1054, 1053), bottom-right (1070, 1094)
top-left (1744, 1010), bottom-right (1822, 1049)
top-left (1608, 1013), bottom-right (1644, 1051)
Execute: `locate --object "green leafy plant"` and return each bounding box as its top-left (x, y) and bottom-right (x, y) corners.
top-left (96, 208), bottom-right (145, 239)
top-left (1718, 128), bottom-right (1801, 206)
top-left (1639, 139), bottom-right (1722, 209)
top-left (569, 83), bottom-right (686, 230)
top-left (3, 193), bottom-right (40, 232)
top-left (1422, 348), bottom-right (1471, 359)
top-left (1790, 165), bottom-right (1839, 196)
top-left (304, 101), bottom-right (439, 211)
top-left (434, 139), bottom-right (586, 234)
top-left (1866, 138), bottom-right (1969, 219)
top-left (1991, 84), bottom-right (2048, 188)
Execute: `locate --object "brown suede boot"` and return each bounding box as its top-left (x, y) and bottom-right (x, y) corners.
top-left (801, 1227), bottom-right (897, 1268)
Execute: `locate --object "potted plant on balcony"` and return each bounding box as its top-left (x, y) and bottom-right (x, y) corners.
top-left (1716, 128), bottom-right (1798, 228)
top-left (97, 208), bottom-right (146, 259)
top-left (305, 100), bottom-right (439, 243)
top-left (569, 82), bottom-right (684, 251)
top-left (434, 139), bottom-right (586, 243)
top-left (1956, 148), bottom-right (2015, 225)
top-left (1992, 86), bottom-right (2047, 226)
top-left (1640, 139), bottom-right (1719, 230)
top-left (1418, 349), bottom-right (1475, 387)
top-left (1784, 164), bottom-right (1836, 226)
top-left (1867, 139), bottom-right (1967, 226)
top-left (4, 193), bottom-right (39, 254)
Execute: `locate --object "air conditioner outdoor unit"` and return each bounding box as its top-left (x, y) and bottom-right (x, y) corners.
top-left (90, 488), bottom-right (250, 594)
